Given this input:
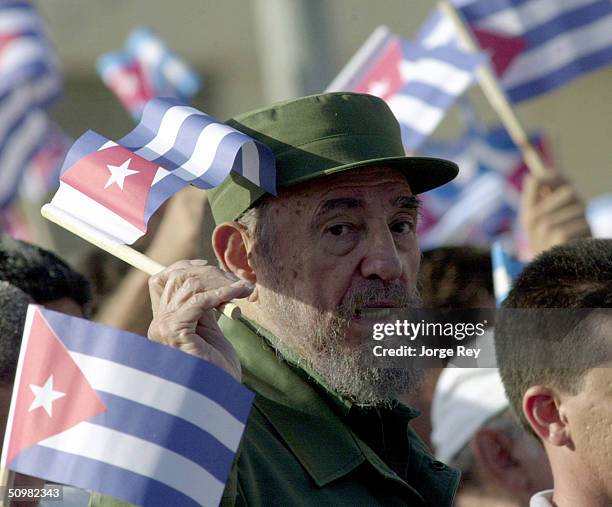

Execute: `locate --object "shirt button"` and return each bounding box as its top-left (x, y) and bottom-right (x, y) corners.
top-left (429, 460), bottom-right (446, 471)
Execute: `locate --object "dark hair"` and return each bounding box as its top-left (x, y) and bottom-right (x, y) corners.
top-left (0, 234), bottom-right (92, 312)
top-left (495, 238), bottom-right (612, 433)
top-left (0, 282), bottom-right (32, 384)
top-left (419, 246), bottom-right (494, 308)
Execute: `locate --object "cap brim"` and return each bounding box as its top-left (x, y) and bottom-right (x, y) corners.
top-left (284, 155), bottom-right (459, 195)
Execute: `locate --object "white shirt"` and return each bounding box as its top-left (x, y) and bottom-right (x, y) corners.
top-left (530, 489), bottom-right (555, 507)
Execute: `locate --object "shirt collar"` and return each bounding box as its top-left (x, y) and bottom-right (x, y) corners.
top-left (530, 490), bottom-right (555, 507)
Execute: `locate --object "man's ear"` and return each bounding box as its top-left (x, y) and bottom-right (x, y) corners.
top-left (471, 427), bottom-right (529, 494)
top-left (212, 222), bottom-right (256, 284)
top-left (523, 386), bottom-right (571, 448)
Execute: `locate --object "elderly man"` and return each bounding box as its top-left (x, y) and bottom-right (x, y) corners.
top-left (495, 239), bottom-right (612, 507)
top-left (91, 92), bottom-right (461, 506)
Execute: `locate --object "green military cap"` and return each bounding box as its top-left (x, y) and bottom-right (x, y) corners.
top-left (208, 92), bottom-right (458, 224)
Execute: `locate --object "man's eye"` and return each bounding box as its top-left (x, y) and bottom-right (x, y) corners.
top-left (328, 224), bottom-right (352, 236)
top-left (390, 219), bottom-right (415, 233)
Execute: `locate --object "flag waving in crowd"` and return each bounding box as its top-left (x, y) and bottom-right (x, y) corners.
top-left (0, 0), bottom-right (62, 211)
top-left (418, 1), bottom-right (612, 102)
top-left (98, 27), bottom-right (202, 120)
top-left (1, 305), bottom-right (254, 507)
top-left (326, 25), bottom-right (484, 151)
top-left (416, 106), bottom-right (550, 249)
top-left (44, 97), bottom-right (276, 245)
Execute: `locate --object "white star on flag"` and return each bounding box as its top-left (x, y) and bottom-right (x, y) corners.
top-left (29, 374), bottom-right (66, 417)
top-left (104, 158), bottom-right (139, 190)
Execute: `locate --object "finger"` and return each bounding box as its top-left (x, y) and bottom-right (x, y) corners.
top-left (159, 268), bottom-right (248, 310)
top-left (536, 205), bottom-right (588, 230)
top-left (521, 174), bottom-right (539, 215)
top-left (150, 283), bottom-right (252, 346)
top-left (150, 262), bottom-right (239, 315)
top-left (165, 278), bottom-right (254, 313)
top-left (531, 185), bottom-right (582, 219)
top-left (149, 259), bottom-right (209, 309)
top-left (552, 220), bottom-right (592, 241)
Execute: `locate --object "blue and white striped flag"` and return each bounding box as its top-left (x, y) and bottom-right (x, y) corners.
top-left (421, 1), bottom-right (612, 103)
top-left (44, 97), bottom-right (276, 244)
top-left (326, 26), bottom-right (484, 151)
top-left (118, 97), bottom-right (275, 193)
top-left (0, 1), bottom-right (62, 209)
top-left (0, 0), bottom-right (62, 105)
top-left (416, 109), bottom-right (549, 249)
top-left (491, 240), bottom-right (525, 305)
top-left (97, 26), bottom-right (201, 120)
top-left (126, 27), bottom-right (201, 101)
top-left (2, 306), bottom-right (254, 507)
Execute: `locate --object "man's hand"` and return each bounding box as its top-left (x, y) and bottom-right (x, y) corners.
top-left (148, 260), bottom-right (254, 382)
top-left (521, 172), bottom-right (592, 257)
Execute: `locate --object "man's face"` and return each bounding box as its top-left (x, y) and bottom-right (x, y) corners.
top-left (562, 362), bottom-right (612, 498)
top-left (251, 166), bottom-right (422, 404)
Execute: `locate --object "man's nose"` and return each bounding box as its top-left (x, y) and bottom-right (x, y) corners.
top-left (360, 227), bottom-right (403, 282)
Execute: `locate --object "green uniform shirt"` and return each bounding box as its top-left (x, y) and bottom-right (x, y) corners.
top-left (90, 316), bottom-right (459, 507)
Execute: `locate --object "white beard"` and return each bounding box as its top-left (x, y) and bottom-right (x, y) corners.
top-left (258, 278), bottom-right (423, 406)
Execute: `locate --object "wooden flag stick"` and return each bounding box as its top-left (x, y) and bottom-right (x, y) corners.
top-left (439, 0), bottom-right (549, 178)
top-left (0, 467), bottom-right (14, 506)
top-left (40, 204), bottom-right (241, 320)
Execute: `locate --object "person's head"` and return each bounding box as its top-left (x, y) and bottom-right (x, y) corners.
top-left (208, 92), bottom-right (458, 405)
top-left (0, 234), bottom-right (92, 317)
top-left (432, 368), bottom-right (552, 507)
top-left (495, 238), bottom-right (612, 502)
top-left (0, 281), bottom-right (45, 503)
top-left (0, 281), bottom-right (32, 388)
top-left (0, 281), bottom-right (33, 452)
top-left (419, 246), bottom-right (495, 308)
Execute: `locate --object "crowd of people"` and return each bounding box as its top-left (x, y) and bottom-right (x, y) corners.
top-left (0, 91), bottom-right (610, 507)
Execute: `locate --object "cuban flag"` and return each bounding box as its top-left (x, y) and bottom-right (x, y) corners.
top-left (421, 1), bottom-right (612, 103)
top-left (126, 27), bottom-right (201, 100)
top-left (416, 113), bottom-right (550, 249)
top-left (2, 306), bottom-right (254, 507)
top-left (0, 1), bottom-right (63, 210)
top-left (97, 52), bottom-right (156, 121)
top-left (416, 6), bottom-right (527, 77)
top-left (44, 97), bottom-right (276, 244)
top-left (0, 0), bottom-right (62, 105)
top-left (491, 241), bottom-right (525, 305)
top-left (98, 27), bottom-right (201, 120)
top-left (0, 99), bottom-right (49, 209)
top-left (19, 122), bottom-right (71, 202)
top-left (326, 26), bottom-right (484, 151)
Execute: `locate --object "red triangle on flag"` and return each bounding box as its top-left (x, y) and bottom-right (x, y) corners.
top-left (4, 308), bottom-right (106, 466)
top-left (354, 37), bottom-right (404, 102)
top-left (110, 59), bottom-right (155, 112)
top-left (0, 34), bottom-right (19, 57)
top-left (60, 145), bottom-right (160, 232)
top-left (472, 28), bottom-right (526, 77)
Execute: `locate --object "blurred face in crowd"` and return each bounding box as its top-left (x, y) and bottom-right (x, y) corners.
top-left (247, 166), bottom-right (423, 404)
